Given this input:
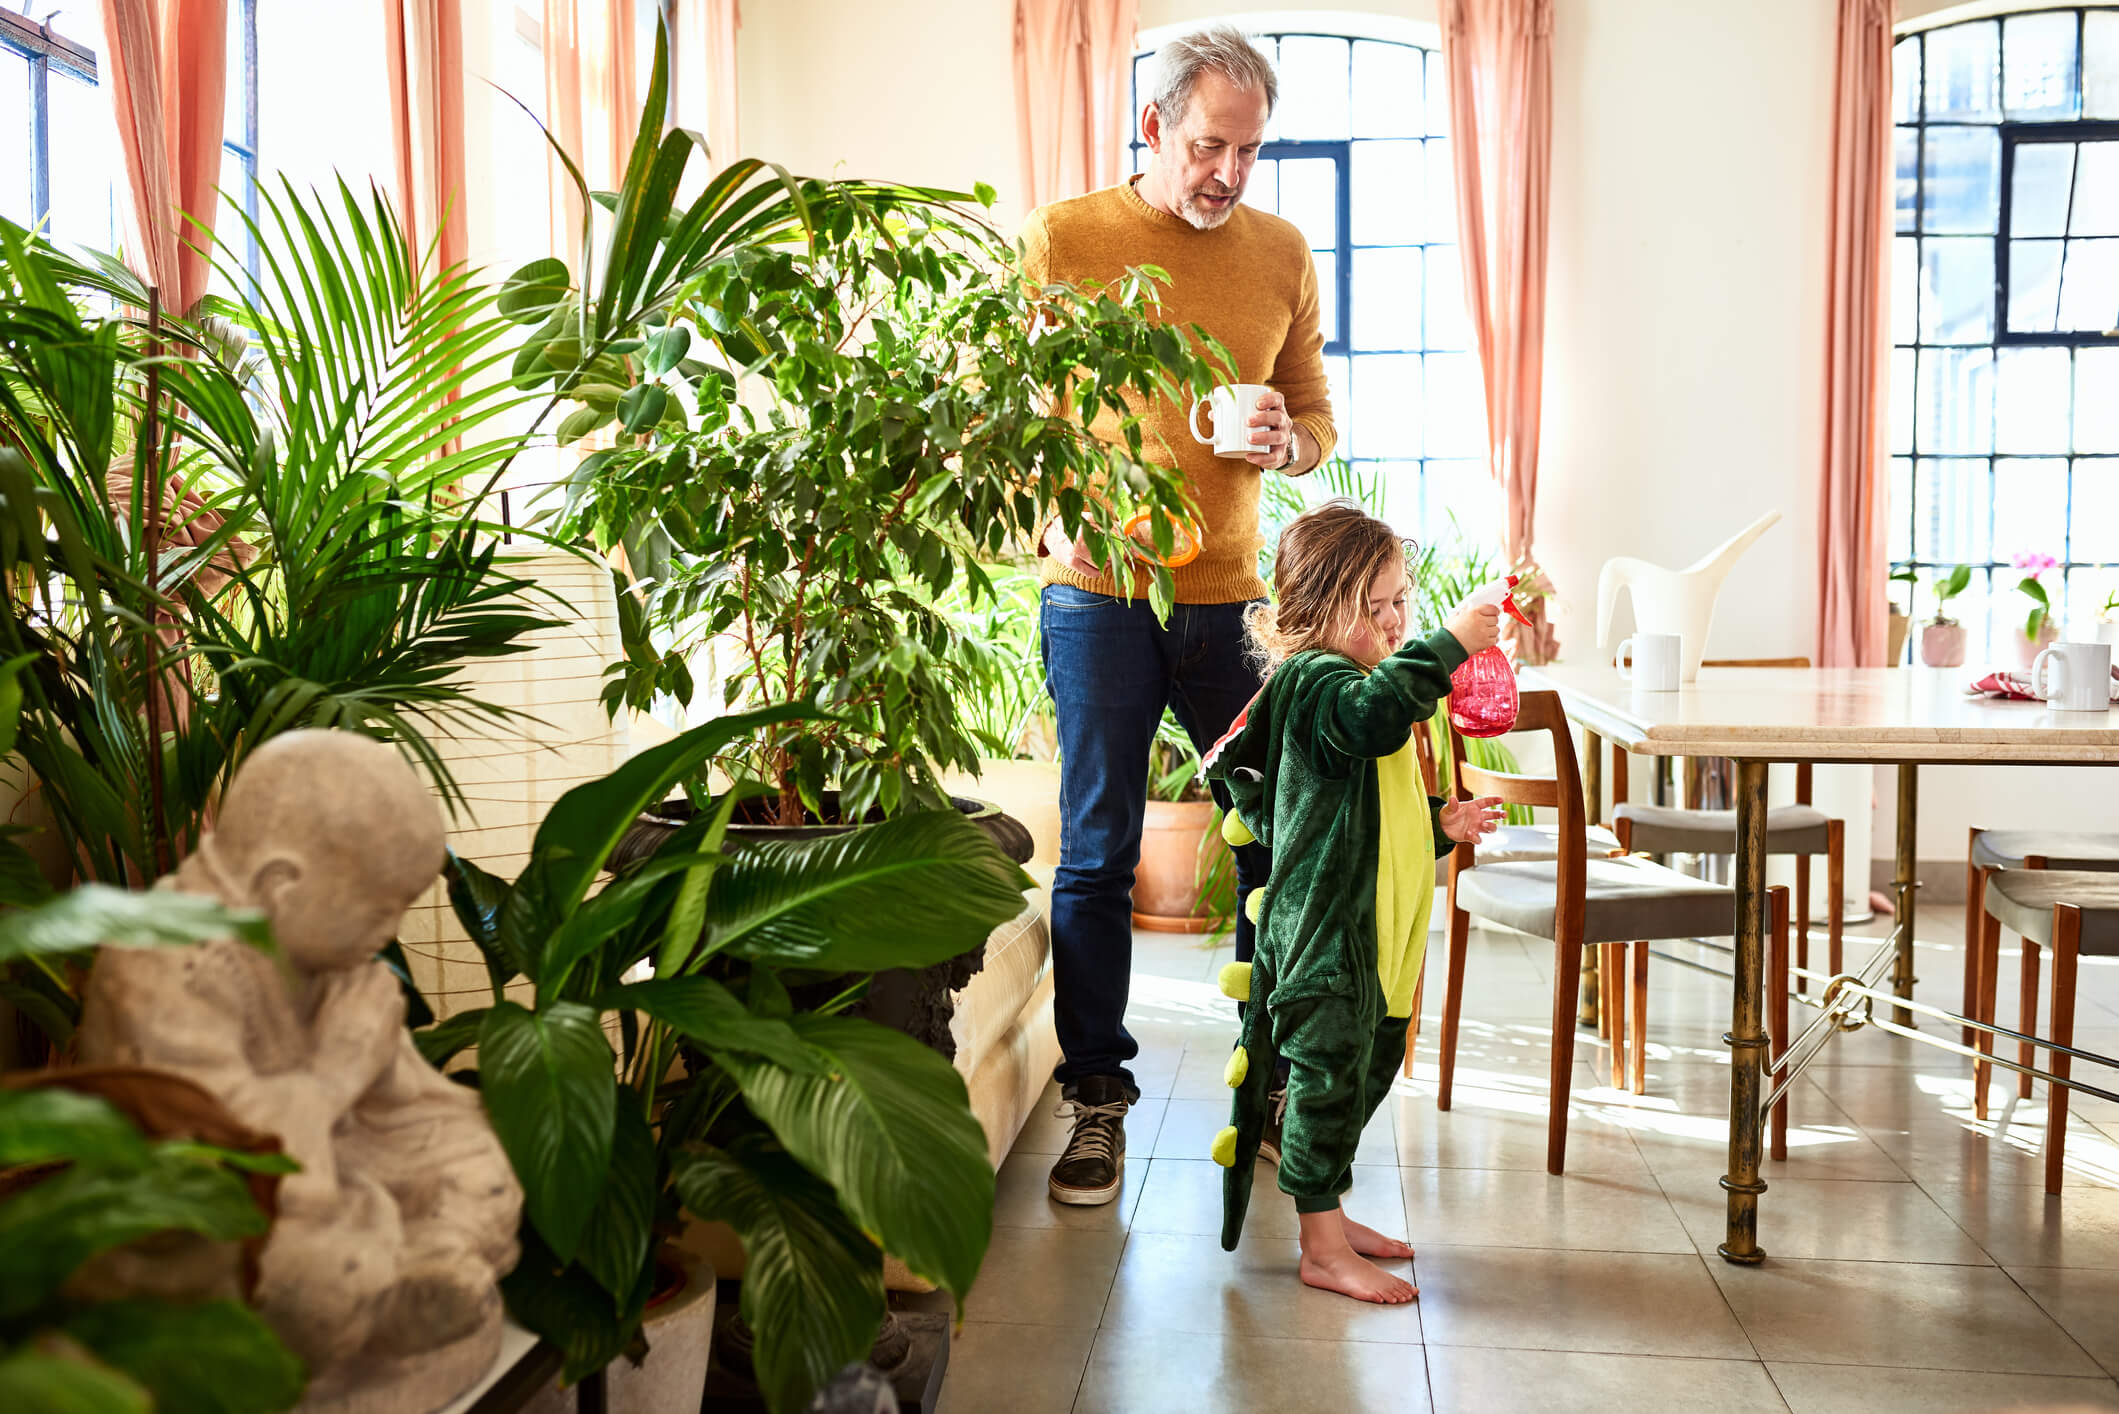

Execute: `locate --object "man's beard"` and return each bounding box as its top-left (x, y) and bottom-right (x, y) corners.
top-left (1178, 185), bottom-right (1242, 230)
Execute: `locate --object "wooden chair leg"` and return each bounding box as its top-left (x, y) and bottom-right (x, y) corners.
top-left (1548, 938), bottom-right (1585, 1175)
top-left (1599, 942), bottom-right (1625, 1080)
top-left (1974, 908), bottom-right (2001, 1120)
top-left (1963, 828), bottom-right (1985, 1050)
top-left (1629, 939), bottom-right (1649, 1095)
top-left (2048, 905), bottom-right (2081, 1196)
top-left (1795, 854), bottom-right (1812, 995)
top-left (1827, 819), bottom-right (1845, 980)
top-left (1437, 893), bottom-right (1472, 1110)
top-left (2020, 939), bottom-right (2042, 1102)
top-left (1770, 885), bottom-right (1790, 1164)
top-left (1597, 940), bottom-right (1616, 1043)
top-left (1404, 948), bottom-right (1427, 1080)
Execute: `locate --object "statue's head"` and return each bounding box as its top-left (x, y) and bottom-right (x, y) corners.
top-left (206, 731), bottom-right (446, 973)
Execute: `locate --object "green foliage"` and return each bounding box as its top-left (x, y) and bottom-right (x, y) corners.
top-left (2018, 573), bottom-right (2053, 641)
top-left (415, 711), bottom-right (1029, 1409)
top-left (0, 1087), bottom-right (305, 1411)
top-left (1926, 564), bottom-right (1972, 622)
top-left (508, 24), bottom-right (1225, 825)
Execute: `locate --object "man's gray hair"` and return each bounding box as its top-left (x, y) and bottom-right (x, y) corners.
top-left (1150, 25), bottom-right (1278, 131)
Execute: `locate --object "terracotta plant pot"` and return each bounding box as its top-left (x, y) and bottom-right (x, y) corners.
top-left (1887, 610), bottom-right (1911, 666)
top-left (1919, 619), bottom-right (1966, 669)
top-left (2014, 618), bottom-right (2060, 670)
top-left (1131, 798), bottom-right (1225, 933)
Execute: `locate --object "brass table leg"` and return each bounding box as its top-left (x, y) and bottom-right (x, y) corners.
top-left (1580, 729), bottom-right (1604, 1029)
top-left (1719, 756), bottom-right (1770, 1265)
top-left (1892, 763), bottom-right (1919, 1027)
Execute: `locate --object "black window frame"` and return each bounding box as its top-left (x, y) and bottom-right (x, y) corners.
top-left (2, 6), bottom-right (99, 230)
top-left (1996, 118), bottom-right (2119, 345)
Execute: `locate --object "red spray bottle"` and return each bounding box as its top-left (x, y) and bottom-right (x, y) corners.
top-left (1447, 576), bottom-right (1535, 739)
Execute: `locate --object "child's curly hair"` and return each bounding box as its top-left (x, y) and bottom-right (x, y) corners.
top-left (1245, 499), bottom-right (1415, 676)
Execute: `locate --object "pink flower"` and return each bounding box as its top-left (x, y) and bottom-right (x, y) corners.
top-left (2011, 551), bottom-right (2059, 576)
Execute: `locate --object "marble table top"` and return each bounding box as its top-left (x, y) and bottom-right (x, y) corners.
top-left (1520, 664), bottom-right (2119, 764)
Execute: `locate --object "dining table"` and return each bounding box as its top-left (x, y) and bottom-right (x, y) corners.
top-left (1519, 663), bottom-right (2119, 1263)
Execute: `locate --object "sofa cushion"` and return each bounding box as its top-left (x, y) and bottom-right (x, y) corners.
top-left (949, 899), bottom-right (1050, 1078)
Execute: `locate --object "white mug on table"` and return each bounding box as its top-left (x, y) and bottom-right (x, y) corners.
top-left (1190, 384), bottom-right (1273, 459)
top-left (1616, 633), bottom-right (1683, 692)
top-left (2030, 640), bottom-right (2113, 712)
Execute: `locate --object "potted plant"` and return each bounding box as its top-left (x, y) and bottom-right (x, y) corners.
top-left (2096, 587), bottom-right (2119, 647)
top-left (410, 706), bottom-right (1031, 1413)
top-left (1888, 564), bottom-right (1917, 665)
top-left (1919, 564), bottom-right (1972, 668)
top-left (1131, 710), bottom-right (1235, 934)
top-left (504, 28), bottom-right (1226, 831)
top-left (2012, 552), bottom-right (2061, 668)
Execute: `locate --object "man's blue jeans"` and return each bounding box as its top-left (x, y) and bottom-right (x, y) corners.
top-left (1040, 584), bottom-right (1271, 1094)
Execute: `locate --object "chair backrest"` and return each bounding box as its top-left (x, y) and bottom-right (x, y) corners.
top-left (1413, 718), bottom-right (1441, 795)
top-left (1446, 691), bottom-right (1590, 929)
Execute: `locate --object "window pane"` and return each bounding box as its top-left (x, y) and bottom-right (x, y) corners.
top-left (2011, 142), bottom-right (2074, 238)
top-left (2008, 239), bottom-right (2064, 333)
top-left (1324, 354), bottom-right (1351, 446)
top-left (1425, 458), bottom-right (1498, 544)
top-left (1925, 19), bottom-right (2000, 120)
top-left (226, 0), bottom-right (248, 141)
top-left (1352, 40), bottom-right (1422, 138)
top-left (1993, 458), bottom-right (2068, 558)
top-left (1313, 249), bottom-right (1338, 346)
top-left (1424, 353), bottom-right (1487, 460)
top-left (2003, 11), bottom-right (2080, 121)
top-left (1247, 158), bottom-right (1277, 213)
top-left (2088, 12), bottom-right (2119, 120)
top-left (2072, 144), bottom-right (2119, 236)
top-left (2078, 349), bottom-right (2119, 453)
top-left (1350, 140), bottom-right (1421, 245)
top-left (1921, 126), bottom-right (2000, 234)
top-left (1918, 237), bottom-right (1993, 343)
top-left (1278, 157), bottom-right (1337, 251)
top-left (1892, 348), bottom-right (1916, 455)
top-left (1275, 36), bottom-right (1351, 140)
top-left (2074, 460), bottom-right (2119, 564)
top-left (1352, 247), bottom-right (1419, 351)
top-left (1894, 37), bottom-right (1922, 125)
top-left (47, 72), bottom-right (116, 251)
top-left (259, 0), bottom-right (395, 198)
top-left (1, 50), bottom-right (27, 228)
top-left (1426, 246), bottom-right (1471, 351)
top-left (1352, 354), bottom-right (1422, 458)
top-left (1918, 347), bottom-right (1995, 454)
top-left (1893, 235), bottom-right (1919, 344)
top-left (1996, 347), bottom-right (2073, 455)
top-left (1914, 459), bottom-right (1992, 562)
top-left (2057, 239), bottom-right (2119, 335)
top-left (1425, 138), bottom-right (1457, 244)
top-left (2067, 563), bottom-right (2119, 636)
top-left (1895, 126), bottom-right (1920, 234)
top-left (1426, 50), bottom-right (1450, 137)
top-left (1890, 458), bottom-right (1914, 563)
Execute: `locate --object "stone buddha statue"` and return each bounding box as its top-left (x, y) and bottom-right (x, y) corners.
top-left (76, 729), bottom-right (522, 1414)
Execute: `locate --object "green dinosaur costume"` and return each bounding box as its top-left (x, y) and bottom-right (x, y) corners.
top-left (1202, 628), bottom-right (1467, 1251)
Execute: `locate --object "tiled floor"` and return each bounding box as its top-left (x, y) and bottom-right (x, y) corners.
top-left (920, 916), bottom-right (2119, 1413)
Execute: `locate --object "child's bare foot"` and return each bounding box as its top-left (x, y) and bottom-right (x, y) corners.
top-left (1341, 1212), bottom-right (1415, 1260)
top-left (1296, 1210), bottom-right (1418, 1305)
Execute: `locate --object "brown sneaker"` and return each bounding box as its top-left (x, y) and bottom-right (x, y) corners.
top-left (1047, 1075), bottom-right (1130, 1206)
top-left (1258, 1085), bottom-right (1287, 1167)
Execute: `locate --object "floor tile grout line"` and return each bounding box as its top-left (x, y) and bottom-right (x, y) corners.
top-left (1989, 1257), bottom-right (2119, 1383)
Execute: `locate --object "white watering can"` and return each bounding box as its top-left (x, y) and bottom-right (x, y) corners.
top-left (1596, 511), bottom-right (1782, 683)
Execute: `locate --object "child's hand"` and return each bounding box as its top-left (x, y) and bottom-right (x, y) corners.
top-left (1440, 795), bottom-right (1505, 844)
top-left (1446, 603), bottom-right (1502, 655)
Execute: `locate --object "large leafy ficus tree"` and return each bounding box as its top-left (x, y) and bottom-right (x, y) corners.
top-left (503, 21), bottom-right (1233, 824)
top-left (414, 707), bottom-right (1031, 1411)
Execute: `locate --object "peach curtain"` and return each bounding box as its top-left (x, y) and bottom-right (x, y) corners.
top-left (1442, 0), bottom-right (1555, 662)
top-left (674, 0), bottom-right (742, 170)
top-left (543, 0), bottom-right (588, 256)
top-left (1815, 0), bottom-right (1894, 668)
top-left (607, 0), bottom-right (639, 181)
top-left (383, 0), bottom-right (469, 276)
top-left (1013, 0), bottom-right (1138, 211)
top-left (99, 0), bottom-right (228, 316)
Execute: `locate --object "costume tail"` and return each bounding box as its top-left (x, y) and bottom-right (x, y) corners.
top-left (1211, 958), bottom-right (1275, 1251)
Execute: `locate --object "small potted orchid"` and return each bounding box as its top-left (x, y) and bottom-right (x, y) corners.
top-left (1919, 564), bottom-right (1972, 668)
top-left (2097, 587), bottom-right (2119, 647)
top-left (1888, 565), bottom-right (1917, 664)
top-left (2012, 552), bottom-right (2061, 668)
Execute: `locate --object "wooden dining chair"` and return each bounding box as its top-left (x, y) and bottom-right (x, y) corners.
top-left (1973, 868), bottom-right (2119, 1192)
top-left (1433, 690), bottom-right (1791, 1174)
top-left (1961, 828), bottom-right (2119, 1053)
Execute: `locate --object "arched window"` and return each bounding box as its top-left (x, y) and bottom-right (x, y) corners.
top-left (1130, 28), bottom-right (1490, 542)
top-left (1890, 7), bottom-right (2119, 657)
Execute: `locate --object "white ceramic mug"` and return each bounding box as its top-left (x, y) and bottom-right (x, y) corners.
top-left (1616, 632), bottom-right (1682, 692)
top-left (1189, 383), bottom-right (1273, 459)
top-left (2030, 640), bottom-right (2113, 712)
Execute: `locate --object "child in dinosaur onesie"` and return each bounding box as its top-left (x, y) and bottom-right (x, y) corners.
top-left (1203, 500), bottom-right (1504, 1305)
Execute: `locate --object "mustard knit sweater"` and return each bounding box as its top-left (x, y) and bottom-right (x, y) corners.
top-left (1020, 177), bottom-right (1338, 605)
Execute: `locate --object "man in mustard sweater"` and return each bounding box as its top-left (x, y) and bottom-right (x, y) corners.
top-left (1026, 25), bottom-right (1337, 1206)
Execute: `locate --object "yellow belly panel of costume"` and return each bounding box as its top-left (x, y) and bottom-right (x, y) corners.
top-left (1373, 738), bottom-right (1435, 1020)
